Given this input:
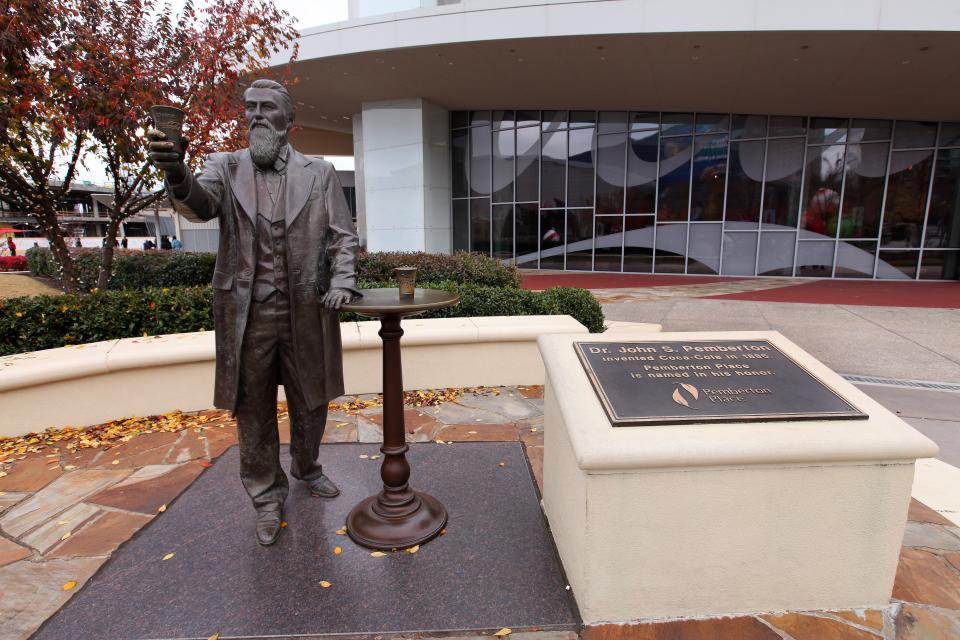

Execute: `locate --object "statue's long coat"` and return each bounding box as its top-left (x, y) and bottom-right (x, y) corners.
top-left (169, 148), bottom-right (360, 412)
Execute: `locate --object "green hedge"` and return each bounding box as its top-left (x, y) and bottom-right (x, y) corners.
top-left (0, 283), bottom-right (603, 356)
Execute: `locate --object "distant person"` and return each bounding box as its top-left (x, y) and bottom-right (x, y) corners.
top-left (143, 239), bottom-right (154, 250)
top-left (6, 237), bottom-right (15, 257)
top-left (74, 238), bottom-right (82, 248)
top-left (121, 236), bottom-right (128, 249)
top-left (32, 242), bottom-right (39, 249)
top-left (160, 235), bottom-right (172, 250)
top-left (171, 236), bottom-right (182, 250)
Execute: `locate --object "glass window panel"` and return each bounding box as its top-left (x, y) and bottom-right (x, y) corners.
top-left (695, 113), bottom-right (729, 134)
top-left (661, 113), bottom-right (694, 137)
top-left (515, 203), bottom-right (539, 268)
top-left (690, 133), bottom-right (728, 221)
top-left (566, 209), bottom-right (594, 270)
top-left (570, 111), bottom-right (596, 128)
top-left (596, 133), bottom-right (626, 215)
top-left (469, 125), bottom-right (491, 197)
top-left (516, 111), bottom-right (540, 127)
top-left (626, 130), bottom-right (659, 213)
top-left (492, 129), bottom-right (515, 203)
top-left (894, 121), bottom-right (937, 149)
top-left (757, 232), bottom-right (796, 276)
top-left (542, 110), bottom-right (567, 131)
top-left (762, 138), bottom-right (805, 229)
top-left (516, 126), bottom-right (540, 202)
top-left (850, 119), bottom-right (892, 142)
top-left (808, 117), bottom-right (848, 145)
top-left (470, 110), bottom-right (491, 127)
top-left (568, 128), bottom-right (596, 208)
top-left (451, 111), bottom-right (469, 129)
top-left (834, 240), bottom-right (877, 278)
top-left (877, 250), bottom-right (919, 279)
top-left (470, 198), bottom-right (491, 255)
top-left (594, 215), bottom-right (624, 271)
top-left (721, 232), bottom-right (758, 275)
top-left (795, 240), bottom-right (835, 277)
top-left (938, 123), bottom-right (960, 148)
top-left (452, 199), bottom-right (470, 252)
top-left (657, 135), bottom-right (692, 221)
top-left (654, 222), bottom-right (687, 273)
top-left (881, 149), bottom-right (934, 247)
top-left (687, 223), bottom-right (721, 274)
top-left (539, 209), bottom-right (566, 269)
top-left (919, 250), bottom-right (960, 280)
top-left (732, 114), bottom-right (767, 140)
top-left (800, 144), bottom-right (845, 238)
top-left (493, 110), bottom-right (514, 130)
top-left (492, 204), bottom-right (514, 261)
top-left (839, 142), bottom-right (889, 238)
top-left (623, 215), bottom-right (654, 272)
top-left (540, 130), bottom-right (566, 208)
top-left (926, 148), bottom-right (960, 248)
top-left (452, 129), bottom-right (469, 198)
top-left (598, 111), bottom-right (628, 134)
top-left (630, 111), bottom-right (659, 131)
top-left (726, 140), bottom-right (765, 224)
top-left (769, 116), bottom-right (806, 137)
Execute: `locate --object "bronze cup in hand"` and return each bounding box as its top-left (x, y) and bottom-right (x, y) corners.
top-left (150, 105), bottom-right (186, 155)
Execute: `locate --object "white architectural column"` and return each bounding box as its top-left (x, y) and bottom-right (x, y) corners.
top-left (360, 98), bottom-right (451, 254)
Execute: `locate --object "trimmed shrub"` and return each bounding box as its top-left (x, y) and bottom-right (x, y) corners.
top-left (0, 256), bottom-right (27, 272)
top-left (25, 247), bottom-right (56, 277)
top-left (357, 251), bottom-right (522, 289)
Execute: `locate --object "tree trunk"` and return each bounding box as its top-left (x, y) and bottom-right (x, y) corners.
top-left (97, 217), bottom-right (123, 290)
top-left (38, 208), bottom-right (79, 293)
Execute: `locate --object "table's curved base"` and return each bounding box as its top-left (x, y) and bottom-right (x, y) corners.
top-left (346, 491), bottom-right (448, 550)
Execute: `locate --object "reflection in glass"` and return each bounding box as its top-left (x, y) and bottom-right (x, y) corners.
top-left (881, 149), bottom-right (933, 247)
top-left (492, 204), bottom-right (514, 261)
top-left (721, 232), bottom-right (758, 275)
top-left (834, 240), bottom-right (877, 278)
top-left (939, 123), bottom-right (960, 148)
top-left (451, 111), bottom-right (469, 129)
top-left (839, 142), bottom-right (889, 238)
top-left (596, 134), bottom-right (626, 215)
top-left (769, 116), bottom-right (806, 137)
top-left (568, 128), bottom-right (595, 208)
top-left (470, 111), bottom-right (492, 127)
top-left (732, 114), bottom-right (767, 140)
top-left (657, 136), bottom-right (692, 221)
top-left (539, 209), bottom-right (566, 268)
top-left (452, 129), bottom-right (469, 198)
top-left (808, 118), bottom-right (848, 145)
top-left (695, 113), bottom-right (729, 134)
top-left (516, 126), bottom-right (539, 202)
top-left (654, 223), bottom-right (686, 272)
top-left (687, 223), bottom-right (721, 274)
top-left (598, 111), bottom-right (628, 134)
top-left (470, 198), bottom-right (491, 254)
top-left (850, 119), bottom-right (891, 142)
top-left (516, 111), bottom-right (540, 127)
top-left (726, 140), bottom-right (764, 223)
top-left (570, 111), bottom-right (596, 128)
top-left (542, 110), bottom-right (567, 131)
top-left (493, 110), bottom-right (514, 130)
top-left (876, 250), bottom-right (919, 279)
top-left (762, 138), bottom-right (805, 229)
top-left (894, 121), bottom-right (937, 149)
top-left (540, 130), bottom-right (566, 208)
top-left (926, 148), bottom-right (960, 248)
top-left (453, 199), bottom-right (469, 252)
top-left (470, 125), bottom-right (491, 197)
top-left (919, 250), bottom-right (959, 279)
top-left (661, 113), bottom-right (694, 137)
top-left (795, 240), bottom-right (835, 277)
top-left (757, 232), bottom-right (795, 275)
top-left (626, 130), bottom-right (659, 213)
top-left (624, 216), bottom-right (654, 272)
top-left (801, 144), bottom-right (845, 237)
top-left (690, 134), bottom-right (728, 221)
top-left (594, 215), bottom-right (624, 271)
top-left (492, 129), bottom-right (515, 203)
top-left (566, 209), bottom-right (594, 270)
top-left (630, 112), bottom-right (659, 131)
top-left (515, 203), bottom-right (539, 268)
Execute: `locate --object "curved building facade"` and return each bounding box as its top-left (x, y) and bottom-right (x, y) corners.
top-left (276, 0), bottom-right (960, 280)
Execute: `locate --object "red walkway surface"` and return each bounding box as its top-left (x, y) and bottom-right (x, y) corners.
top-left (521, 273), bottom-right (744, 290)
top-left (707, 279), bottom-right (960, 308)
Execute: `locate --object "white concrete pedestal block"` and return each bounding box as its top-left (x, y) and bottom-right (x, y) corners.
top-left (539, 330), bottom-right (938, 624)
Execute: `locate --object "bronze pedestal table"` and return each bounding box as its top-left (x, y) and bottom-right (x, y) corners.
top-left (341, 288), bottom-right (460, 550)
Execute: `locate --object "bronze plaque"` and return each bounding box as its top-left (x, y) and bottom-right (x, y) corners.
top-left (574, 339), bottom-right (866, 426)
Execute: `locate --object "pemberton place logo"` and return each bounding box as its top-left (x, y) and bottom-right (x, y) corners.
top-left (672, 383), bottom-right (700, 409)
top-left (672, 383), bottom-right (775, 408)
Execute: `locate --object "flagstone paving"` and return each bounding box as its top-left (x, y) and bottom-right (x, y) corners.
top-left (0, 385), bottom-right (957, 639)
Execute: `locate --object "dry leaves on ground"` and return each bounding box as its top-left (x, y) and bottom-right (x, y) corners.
top-left (327, 386), bottom-right (498, 416)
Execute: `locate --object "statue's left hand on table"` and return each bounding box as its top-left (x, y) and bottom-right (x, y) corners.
top-left (321, 287), bottom-right (355, 309)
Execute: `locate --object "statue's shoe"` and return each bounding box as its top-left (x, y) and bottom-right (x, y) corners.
top-left (255, 508), bottom-right (283, 546)
top-left (307, 474), bottom-right (341, 498)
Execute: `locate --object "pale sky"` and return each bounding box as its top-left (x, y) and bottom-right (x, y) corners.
top-left (74, 0), bottom-right (351, 184)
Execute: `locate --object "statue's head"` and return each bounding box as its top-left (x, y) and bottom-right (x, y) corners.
top-left (244, 79), bottom-right (294, 168)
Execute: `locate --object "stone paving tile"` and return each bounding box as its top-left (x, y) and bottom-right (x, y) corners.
top-left (517, 384), bottom-right (544, 399)
top-left (86, 461), bottom-right (204, 514)
top-left (0, 491), bottom-right (29, 515)
top-left (359, 408), bottom-right (446, 443)
top-left (0, 536), bottom-right (31, 566)
top-left (762, 612), bottom-right (881, 639)
top-left (892, 548), bottom-right (960, 610)
top-left (0, 469), bottom-right (130, 538)
top-left (322, 414), bottom-right (359, 443)
top-left (0, 555), bottom-right (105, 640)
top-left (435, 423), bottom-right (519, 442)
top-left (165, 429), bottom-right (208, 464)
top-left (109, 464), bottom-right (180, 489)
top-left (909, 498), bottom-right (956, 526)
top-left (526, 445), bottom-right (544, 493)
top-left (95, 430), bottom-right (181, 469)
top-left (902, 521), bottom-right (960, 551)
top-left (56, 444), bottom-right (104, 469)
top-left (21, 502), bottom-right (100, 554)
top-left (422, 401), bottom-right (515, 425)
top-left (201, 423), bottom-right (239, 458)
top-left (945, 552), bottom-right (960, 572)
top-left (0, 454), bottom-right (64, 492)
top-left (582, 616), bottom-right (781, 639)
top-left (455, 390), bottom-right (542, 420)
top-left (895, 603), bottom-right (960, 639)
top-left (829, 609), bottom-right (886, 632)
top-left (49, 511), bottom-right (152, 559)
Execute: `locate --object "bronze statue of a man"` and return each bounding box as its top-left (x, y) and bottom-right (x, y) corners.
top-left (147, 79), bottom-right (360, 546)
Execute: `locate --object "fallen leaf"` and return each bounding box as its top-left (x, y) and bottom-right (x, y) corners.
top-left (370, 551), bottom-right (387, 557)
top-left (439, 528), bottom-right (447, 535)
top-left (530, 428), bottom-right (538, 432)
top-left (468, 430), bottom-right (478, 434)
top-left (157, 504), bottom-right (167, 513)
top-left (64, 465), bottom-right (76, 470)
top-left (62, 580), bottom-right (77, 591)
top-left (406, 545), bottom-right (420, 554)
top-left (111, 459), bottom-right (120, 465)
top-left (200, 460), bottom-right (213, 468)
top-left (207, 634), bottom-right (220, 640)
top-left (435, 439), bottom-right (445, 444)
top-left (319, 580), bottom-right (332, 588)
top-left (60, 532), bottom-right (71, 541)
top-left (335, 527), bottom-right (347, 535)
top-left (162, 552), bottom-right (175, 561)
top-left (370, 454), bottom-right (380, 460)
top-left (359, 454), bottom-right (369, 459)
top-left (280, 521), bottom-right (288, 528)
top-left (498, 462), bottom-right (506, 467)
top-left (494, 628), bottom-right (512, 637)
top-left (57, 520), bottom-right (70, 526)
top-left (334, 546), bottom-right (342, 554)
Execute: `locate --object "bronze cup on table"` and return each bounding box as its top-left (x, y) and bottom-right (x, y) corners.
top-left (395, 266), bottom-right (417, 299)
top-left (149, 105), bottom-right (186, 154)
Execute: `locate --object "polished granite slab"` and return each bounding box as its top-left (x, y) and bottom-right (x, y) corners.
top-left (34, 442), bottom-right (578, 639)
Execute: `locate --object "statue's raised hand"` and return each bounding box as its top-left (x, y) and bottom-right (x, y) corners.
top-left (146, 129), bottom-right (189, 184)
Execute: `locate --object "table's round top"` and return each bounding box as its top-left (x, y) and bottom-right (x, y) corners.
top-left (341, 288), bottom-right (459, 317)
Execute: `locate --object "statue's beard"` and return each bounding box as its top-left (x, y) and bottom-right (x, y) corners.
top-left (248, 122), bottom-right (286, 168)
